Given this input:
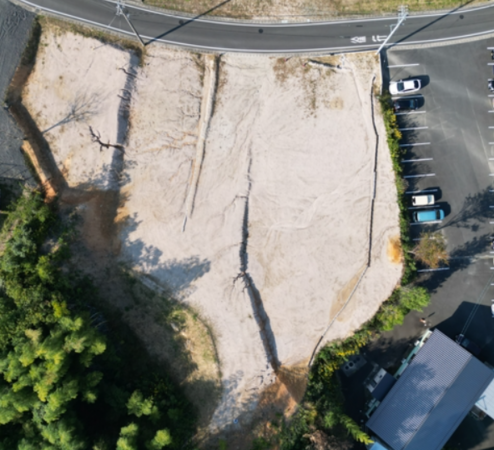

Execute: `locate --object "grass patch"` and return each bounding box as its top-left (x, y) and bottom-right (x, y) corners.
top-left (141, 0), bottom-right (484, 20)
top-left (379, 91), bottom-right (416, 284)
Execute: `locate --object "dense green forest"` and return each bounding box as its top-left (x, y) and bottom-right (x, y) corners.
top-left (0, 190), bottom-right (195, 449)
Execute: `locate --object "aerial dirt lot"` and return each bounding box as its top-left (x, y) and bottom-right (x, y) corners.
top-left (21, 24), bottom-right (402, 443)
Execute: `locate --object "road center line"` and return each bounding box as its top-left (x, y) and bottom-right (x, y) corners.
top-left (400, 143), bottom-right (430, 147)
top-left (401, 158), bottom-right (433, 163)
top-left (403, 173), bottom-right (435, 179)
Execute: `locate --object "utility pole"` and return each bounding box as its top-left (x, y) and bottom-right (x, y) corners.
top-left (117, 0), bottom-right (145, 47)
top-left (376, 5), bottom-right (408, 55)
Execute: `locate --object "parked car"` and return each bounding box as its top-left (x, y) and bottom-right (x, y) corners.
top-left (413, 209), bottom-right (444, 223)
top-left (412, 194), bottom-right (434, 206)
top-left (390, 79), bottom-right (421, 95)
top-left (455, 334), bottom-right (481, 357)
top-left (393, 98), bottom-right (419, 112)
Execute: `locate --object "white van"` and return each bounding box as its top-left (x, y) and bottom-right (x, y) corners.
top-left (412, 194), bottom-right (434, 206)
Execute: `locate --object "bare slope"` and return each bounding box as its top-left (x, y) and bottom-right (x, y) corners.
top-left (120, 50), bottom-right (403, 431)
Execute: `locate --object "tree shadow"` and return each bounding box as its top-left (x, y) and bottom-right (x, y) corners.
top-left (42, 90), bottom-right (105, 134)
top-left (439, 187), bottom-right (493, 230)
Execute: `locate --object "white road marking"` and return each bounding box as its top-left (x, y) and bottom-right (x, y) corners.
top-left (351, 36), bottom-right (367, 44)
top-left (489, 126), bottom-right (494, 128)
top-left (403, 173), bottom-right (435, 178)
top-left (417, 268), bottom-right (450, 273)
top-left (489, 143), bottom-right (494, 145)
top-left (411, 220), bottom-right (442, 226)
top-left (16, 0), bottom-right (494, 54)
top-left (388, 63), bottom-right (420, 68)
top-left (398, 126), bottom-right (429, 131)
top-left (489, 158), bottom-right (494, 160)
top-left (392, 95), bottom-right (422, 100)
top-left (395, 111), bottom-right (426, 116)
top-left (400, 142), bottom-right (431, 147)
top-left (489, 63), bottom-right (494, 66)
top-left (401, 158), bottom-right (433, 163)
top-left (406, 188), bottom-right (438, 194)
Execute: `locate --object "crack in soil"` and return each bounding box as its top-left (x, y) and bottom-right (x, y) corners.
top-left (235, 151), bottom-right (280, 373)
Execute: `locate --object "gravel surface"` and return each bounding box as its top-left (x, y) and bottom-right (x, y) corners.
top-left (0, 0), bottom-right (34, 183)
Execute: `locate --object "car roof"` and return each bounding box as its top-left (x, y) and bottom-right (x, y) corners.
top-left (417, 210), bottom-right (437, 220)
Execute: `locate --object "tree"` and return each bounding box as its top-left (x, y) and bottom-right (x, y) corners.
top-left (147, 429), bottom-right (172, 450)
top-left (412, 231), bottom-right (448, 269)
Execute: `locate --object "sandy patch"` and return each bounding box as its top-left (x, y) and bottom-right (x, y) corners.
top-left (119, 48), bottom-right (402, 432)
top-left (23, 29), bottom-right (136, 190)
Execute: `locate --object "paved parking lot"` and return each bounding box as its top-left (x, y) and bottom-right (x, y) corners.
top-left (367, 39), bottom-right (494, 450)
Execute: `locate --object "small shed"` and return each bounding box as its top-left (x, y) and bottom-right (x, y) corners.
top-left (366, 329), bottom-right (494, 450)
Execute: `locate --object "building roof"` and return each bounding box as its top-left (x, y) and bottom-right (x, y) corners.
top-left (371, 371), bottom-right (397, 401)
top-left (475, 369), bottom-right (494, 419)
top-left (366, 329), bottom-right (494, 450)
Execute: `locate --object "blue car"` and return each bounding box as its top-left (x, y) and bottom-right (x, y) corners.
top-left (413, 209), bottom-right (444, 223)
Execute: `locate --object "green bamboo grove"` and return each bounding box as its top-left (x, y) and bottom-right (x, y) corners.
top-left (0, 191), bottom-right (195, 450)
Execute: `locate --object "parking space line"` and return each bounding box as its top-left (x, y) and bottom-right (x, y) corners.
top-left (417, 268), bottom-right (450, 273)
top-left (403, 173), bottom-right (435, 179)
top-left (490, 206), bottom-right (494, 208)
top-left (401, 158), bottom-right (433, 163)
top-left (489, 126), bottom-right (494, 129)
top-left (488, 63), bottom-right (494, 66)
top-left (489, 95), bottom-right (494, 98)
top-left (395, 111), bottom-right (426, 116)
top-left (400, 143), bottom-right (431, 147)
top-left (398, 127), bottom-right (429, 131)
top-left (489, 143), bottom-right (494, 145)
top-left (392, 95), bottom-right (422, 100)
top-left (411, 220), bottom-right (442, 226)
top-left (388, 63), bottom-right (420, 68)
top-left (489, 158), bottom-right (494, 160)
top-left (489, 111), bottom-right (494, 113)
top-left (490, 189), bottom-right (494, 193)
top-left (405, 188), bottom-right (438, 194)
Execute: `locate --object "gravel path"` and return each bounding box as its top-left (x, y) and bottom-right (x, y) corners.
top-left (0, 0), bottom-right (34, 183)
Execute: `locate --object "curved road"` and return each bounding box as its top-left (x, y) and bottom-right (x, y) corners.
top-left (15, 0), bottom-right (494, 52)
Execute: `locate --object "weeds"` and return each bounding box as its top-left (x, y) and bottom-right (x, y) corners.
top-left (379, 92), bottom-right (416, 284)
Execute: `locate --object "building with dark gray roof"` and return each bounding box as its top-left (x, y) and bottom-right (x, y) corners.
top-left (366, 329), bottom-right (494, 450)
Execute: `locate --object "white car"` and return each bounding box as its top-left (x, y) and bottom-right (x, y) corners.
top-left (389, 79), bottom-right (421, 95)
top-left (412, 194), bottom-right (434, 206)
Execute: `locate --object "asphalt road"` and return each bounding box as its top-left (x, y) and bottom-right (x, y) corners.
top-left (13, 0), bottom-right (494, 52)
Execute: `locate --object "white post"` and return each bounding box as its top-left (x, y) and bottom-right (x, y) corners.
top-left (376, 5), bottom-right (408, 55)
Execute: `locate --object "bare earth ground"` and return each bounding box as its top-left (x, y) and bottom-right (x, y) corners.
top-left (22, 27), bottom-right (403, 445)
top-left (21, 26), bottom-right (222, 432)
top-left (142, 0), bottom-right (490, 21)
